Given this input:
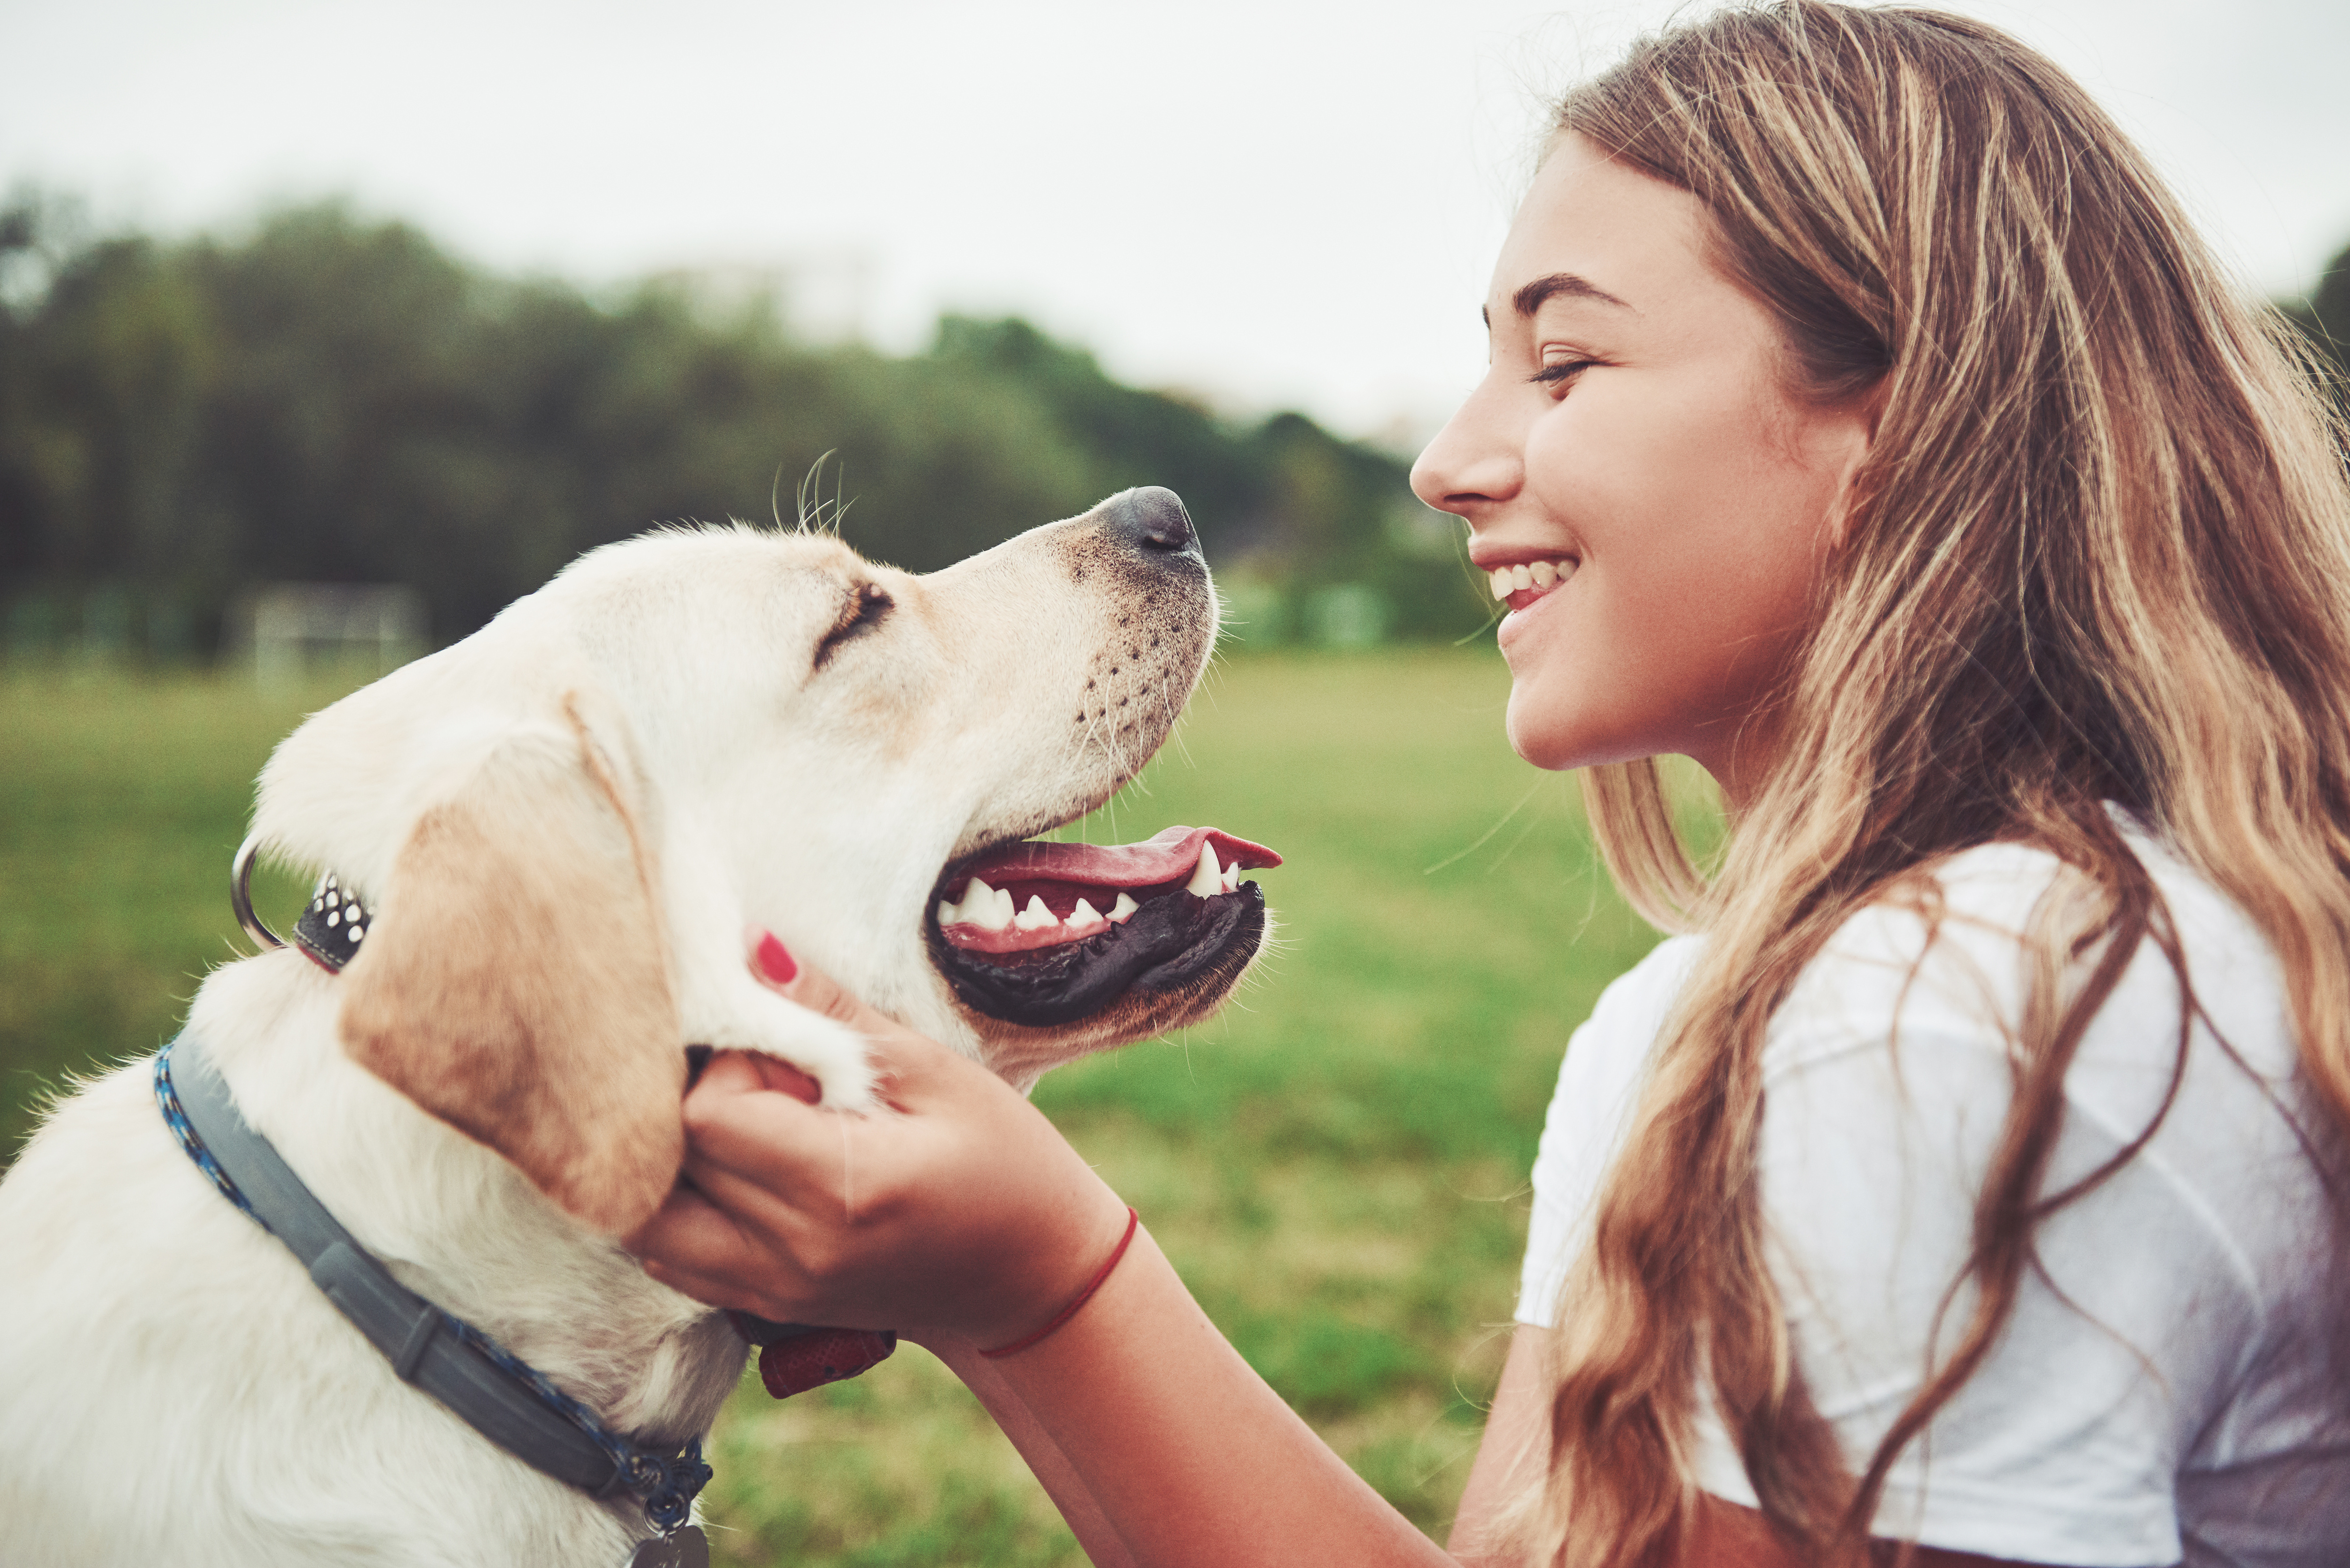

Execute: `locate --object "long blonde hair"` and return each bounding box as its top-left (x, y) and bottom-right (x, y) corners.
top-left (1508, 4), bottom-right (2350, 1562)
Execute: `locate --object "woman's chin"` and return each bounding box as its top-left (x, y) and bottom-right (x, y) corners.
top-left (1504, 686), bottom-right (1590, 772)
top-left (1504, 679), bottom-right (1661, 775)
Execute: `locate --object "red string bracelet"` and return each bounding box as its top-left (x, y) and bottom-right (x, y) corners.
top-left (979, 1206), bottom-right (1141, 1359)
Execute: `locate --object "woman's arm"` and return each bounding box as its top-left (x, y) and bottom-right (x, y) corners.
top-left (630, 957), bottom-right (2054, 1568)
top-left (930, 1338), bottom-right (1139, 1568)
top-left (951, 1219), bottom-right (1449, 1567)
top-left (1454, 1330), bottom-right (1796, 1568)
top-left (1456, 1327), bottom-right (2046, 1568)
top-left (1449, 1326), bottom-right (1551, 1565)
top-left (631, 958), bottom-right (1449, 1568)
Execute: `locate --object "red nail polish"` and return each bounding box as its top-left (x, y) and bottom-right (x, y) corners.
top-left (755, 931), bottom-right (798, 985)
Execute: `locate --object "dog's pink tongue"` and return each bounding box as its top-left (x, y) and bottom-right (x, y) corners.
top-left (958, 825), bottom-right (1281, 889)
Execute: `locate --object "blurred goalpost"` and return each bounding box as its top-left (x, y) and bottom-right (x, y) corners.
top-left (237, 584), bottom-right (425, 689)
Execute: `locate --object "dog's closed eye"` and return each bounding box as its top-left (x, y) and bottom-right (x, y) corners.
top-left (815, 582), bottom-right (893, 669)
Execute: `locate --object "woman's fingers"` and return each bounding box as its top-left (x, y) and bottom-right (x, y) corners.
top-left (636, 928), bottom-right (1135, 1341)
top-left (677, 1055), bottom-right (866, 1194)
top-left (625, 1186), bottom-right (775, 1310)
top-left (629, 1153), bottom-right (863, 1322)
top-left (744, 928), bottom-right (969, 1109)
top-left (694, 1047), bottom-right (813, 1102)
top-left (749, 928), bottom-right (901, 1039)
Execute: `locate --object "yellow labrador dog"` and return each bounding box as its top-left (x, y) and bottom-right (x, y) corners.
top-left (0, 489), bottom-right (1276, 1566)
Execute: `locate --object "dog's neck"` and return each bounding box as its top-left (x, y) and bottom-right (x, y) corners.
top-left (183, 954), bottom-right (744, 1443)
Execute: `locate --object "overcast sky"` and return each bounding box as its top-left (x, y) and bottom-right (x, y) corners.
top-left (4, 0), bottom-right (2345, 444)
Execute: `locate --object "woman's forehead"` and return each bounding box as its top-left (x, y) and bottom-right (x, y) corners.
top-left (1487, 135), bottom-right (1711, 321)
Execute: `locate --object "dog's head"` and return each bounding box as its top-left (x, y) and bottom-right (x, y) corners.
top-left (248, 488), bottom-right (1273, 1237)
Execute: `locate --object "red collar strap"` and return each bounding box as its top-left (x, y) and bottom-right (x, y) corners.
top-left (727, 1314), bottom-right (899, 1398)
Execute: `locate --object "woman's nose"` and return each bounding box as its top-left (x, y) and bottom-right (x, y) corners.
top-left (1409, 377), bottom-right (1524, 517)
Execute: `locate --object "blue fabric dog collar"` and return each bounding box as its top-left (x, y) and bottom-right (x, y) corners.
top-left (154, 1033), bottom-right (713, 1537)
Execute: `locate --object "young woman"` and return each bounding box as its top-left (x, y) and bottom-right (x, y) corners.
top-left (630, 4), bottom-right (2350, 1563)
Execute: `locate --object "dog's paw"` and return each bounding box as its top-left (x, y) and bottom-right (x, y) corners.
top-left (679, 981), bottom-right (877, 1110)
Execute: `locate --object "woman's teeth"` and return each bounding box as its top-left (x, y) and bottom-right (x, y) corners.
top-left (1488, 559), bottom-right (1576, 601)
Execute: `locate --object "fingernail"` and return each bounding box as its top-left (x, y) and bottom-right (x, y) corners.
top-left (755, 930), bottom-right (798, 985)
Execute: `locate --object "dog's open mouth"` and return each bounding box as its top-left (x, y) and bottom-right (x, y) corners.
top-left (926, 826), bottom-right (1280, 1027)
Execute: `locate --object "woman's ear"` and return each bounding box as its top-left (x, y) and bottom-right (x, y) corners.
top-left (336, 696), bottom-right (685, 1238)
top-left (1822, 374), bottom-right (1888, 549)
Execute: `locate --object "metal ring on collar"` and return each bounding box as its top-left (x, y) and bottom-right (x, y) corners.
top-left (231, 831), bottom-right (286, 952)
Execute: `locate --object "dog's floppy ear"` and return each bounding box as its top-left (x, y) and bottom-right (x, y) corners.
top-left (336, 695), bottom-right (683, 1238)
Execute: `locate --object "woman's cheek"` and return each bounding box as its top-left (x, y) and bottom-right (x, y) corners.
top-left (1520, 398), bottom-right (1604, 508)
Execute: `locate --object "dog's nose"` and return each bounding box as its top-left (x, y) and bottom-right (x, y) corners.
top-left (1104, 487), bottom-right (1199, 562)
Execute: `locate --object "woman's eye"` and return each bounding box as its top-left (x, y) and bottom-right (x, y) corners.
top-left (1530, 358), bottom-right (1597, 388)
top-left (815, 584), bottom-right (893, 668)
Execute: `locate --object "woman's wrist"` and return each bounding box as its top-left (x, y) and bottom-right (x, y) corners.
top-left (980, 1205), bottom-right (1141, 1358)
top-left (909, 1169), bottom-right (1136, 1350)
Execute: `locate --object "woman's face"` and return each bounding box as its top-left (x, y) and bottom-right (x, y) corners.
top-left (1411, 133), bottom-right (1872, 806)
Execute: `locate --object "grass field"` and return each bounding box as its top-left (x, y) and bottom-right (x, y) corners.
top-left (0, 649), bottom-right (1683, 1563)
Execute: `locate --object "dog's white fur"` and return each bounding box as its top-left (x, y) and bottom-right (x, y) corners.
top-left (0, 503), bottom-right (1237, 1564)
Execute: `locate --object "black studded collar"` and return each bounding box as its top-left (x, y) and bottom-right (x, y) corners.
top-left (293, 873), bottom-right (372, 973)
top-left (231, 833), bottom-right (370, 975)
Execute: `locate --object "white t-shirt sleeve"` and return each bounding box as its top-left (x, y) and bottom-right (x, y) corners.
top-left (1513, 837), bottom-right (2336, 1567)
top-left (1516, 935), bottom-right (1704, 1331)
top-left (1703, 889), bottom-right (2242, 1566)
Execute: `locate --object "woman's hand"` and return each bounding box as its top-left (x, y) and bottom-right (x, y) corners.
top-left (625, 933), bottom-right (1135, 1350)
top-left (635, 940), bottom-right (1452, 1568)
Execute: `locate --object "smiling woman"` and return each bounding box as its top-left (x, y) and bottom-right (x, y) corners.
top-left (1417, 137), bottom-right (1874, 800)
top-left (624, 5), bottom-right (2350, 1567)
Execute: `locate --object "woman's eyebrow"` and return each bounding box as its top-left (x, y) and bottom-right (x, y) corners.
top-left (1484, 272), bottom-right (1637, 327)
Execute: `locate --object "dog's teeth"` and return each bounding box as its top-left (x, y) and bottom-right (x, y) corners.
top-left (1530, 559), bottom-right (1558, 588)
top-left (1013, 895), bottom-right (1058, 931)
top-left (1490, 568), bottom-right (1513, 601)
top-left (1068, 898), bottom-right (1107, 934)
top-left (1220, 863), bottom-right (1240, 893)
top-left (1510, 563), bottom-right (1534, 593)
top-left (1186, 841), bottom-right (1223, 897)
top-left (938, 899), bottom-right (958, 927)
top-left (957, 878), bottom-right (1012, 930)
top-left (1109, 892), bottom-right (1139, 923)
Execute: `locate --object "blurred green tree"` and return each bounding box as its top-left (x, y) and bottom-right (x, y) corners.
top-left (0, 195), bottom-right (1490, 654)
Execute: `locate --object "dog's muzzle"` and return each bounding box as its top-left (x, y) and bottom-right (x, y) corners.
top-left (924, 826), bottom-right (1276, 1028)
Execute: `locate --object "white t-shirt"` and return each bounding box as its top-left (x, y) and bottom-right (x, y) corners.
top-left (1515, 816), bottom-right (2349, 1566)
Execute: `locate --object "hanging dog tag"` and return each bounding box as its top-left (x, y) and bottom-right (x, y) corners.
top-left (628, 1525), bottom-right (709, 1568)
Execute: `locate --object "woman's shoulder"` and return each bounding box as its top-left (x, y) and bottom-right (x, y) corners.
top-left (1722, 811), bottom-right (2343, 1548)
top-left (1541, 932), bottom-right (1707, 1124)
top-left (1761, 806), bottom-right (2325, 1326)
top-left (1761, 806), bottom-right (2323, 1323)
top-left (1593, 930), bottom-right (1709, 1028)
top-left (1774, 807), bottom-right (2297, 1082)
